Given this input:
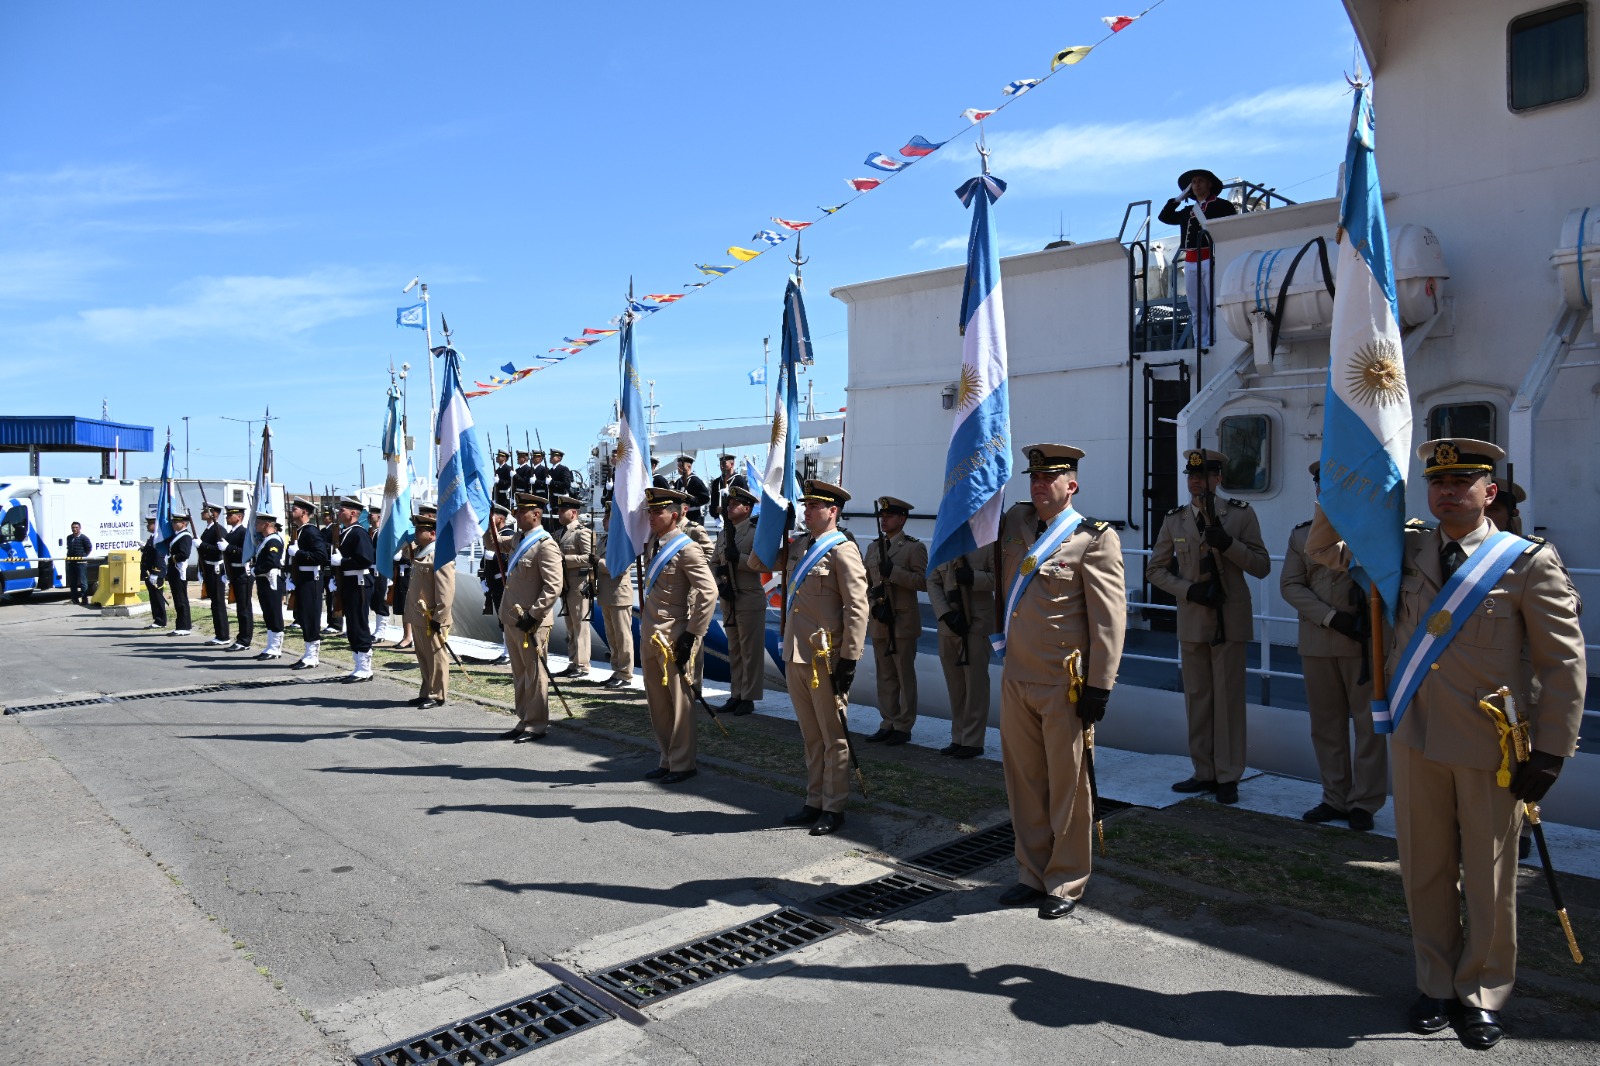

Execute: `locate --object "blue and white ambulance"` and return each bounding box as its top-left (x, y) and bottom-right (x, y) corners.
top-left (0, 477), bottom-right (144, 599)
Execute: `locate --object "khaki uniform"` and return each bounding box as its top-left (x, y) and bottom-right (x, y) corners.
top-left (641, 533), bottom-right (718, 770)
top-left (679, 515), bottom-right (715, 684)
top-left (499, 528), bottom-right (563, 734)
top-left (862, 532), bottom-right (929, 732)
top-left (714, 517), bottom-right (767, 701)
top-left (594, 529), bottom-right (636, 682)
top-left (776, 531), bottom-right (869, 813)
top-left (1279, 520), bottom-right (1387, 814)
top-left (997, 504), bottom-right (1126, 901)
top-left (404, 545), bottom-right (455, 702)
top-left (927, 549), bottom-right (996, 748)
top-left (557, 519), bottom-right (594, 670)
top-left (1146, 499), bottom-right (1271, 784)
top-left (1309, 512), bottom-right (1585, 1009)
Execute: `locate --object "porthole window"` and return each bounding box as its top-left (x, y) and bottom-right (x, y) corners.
top-left (1218, 414), bottom-right (1270, 493)
top-left (1427, 402), bottom-right (1497, 443)
top-left (1509, 3), bottom-right (1589, 111)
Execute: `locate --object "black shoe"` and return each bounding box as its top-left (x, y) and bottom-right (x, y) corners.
top-left (998, 883), bottom-right (1046, 907)
top-left (491, 654), bottom-right (511, 666)
top-left (1450, 1002), bottom-right (1503, 1050)
top-left (605, 676), bottom-right (632, 690)
top-left (730, 700), bottom-right (755, 717)
top-left (1348, 808), bottom-right (1375, 832)
top-left (1171, 777), bottom-right (1218, 794)
top-left (1038, 897), bottom-right (1076, 920)
top-left (717, 697), bottom-right (742, 713)
top-left (949, 745), bottom-right (984, 760)
top-left (1407, 993), bottom-right (1451, 1035)
top-left (1302, 803), bottom-right (1348, 824)
top-left (498, 729), bottom-right (523, 740)
top-left (419, 698), bottom-right (446, 708)
top-left (513, 732), bottom-right (546, 744)
top-left (643, 766), bottom-right (670, 780)
top-left (1215, 782), bottom-right (1239, 805)
top-left (783, 804), bottom-right (822, 826)
top-left (557, 664), bottom-right (586, 679)
top-left (660, 769), bottom-right (698, 785)
top-left (939, 743), bottom-right (960, 756)
top-left (809, 811), bottom-right (844, 836)
top-left (864, 726), bottom-right (894, 743)
top-left (882, 729), bottom-right (912, 747)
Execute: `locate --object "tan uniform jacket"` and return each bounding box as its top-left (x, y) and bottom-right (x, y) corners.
top-left (677, 515), bottom-right (714, 554)
top-left (781, 531), bottom-right (869, 665)
top-left (557, 520), bottom-right (594, 584)
top-left (404, 544), bottom-right (455, 629)
top-left (713, 519), bottom-right (765, 597)
top-left (1146, 499), bottom-right (1271, 643)
top-left (594, 529), bottom-right (635, 607)
top-left (997, 503), bottom-right (1126, 690)
top-left (641, 535), bottom-right (718, 644)
top-left (863, 532), bottom-right (928, 640)
top-left (1280, 521), bottom-right (1363, 657)
top-left (1308, 511), bottom-right (1585, 768)
top-left (497, 528), bottom-right (562, 634)
top-left (928, 548), bottom-right (997, 633)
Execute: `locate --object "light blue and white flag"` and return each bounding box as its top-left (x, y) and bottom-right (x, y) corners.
top-left (927, 172), bottom-right (1013, 574)
top-left (748, 366), bottom-right (766, 385)
top-left (744, 458), bottom-right (764, 519)
top-left (375, 386), bottom-right (413, 579)
top-left (241, 419), bottom-right (274, 563)
top-left (1318, 81), bottom-right (1411, 624)
top-left (396, 302), bottom-right (426, 329)
top-left (752, 229), bottom-right (787, 246)
top-left (606, 307), bottom-right (651, 577)
top-left (154, 437), bottom-right (175, 563)
top-left (1002, 78), bottom-right (1041, 96)
top-left (752, 277), bottom-right (807, 569)
top-left (433, 346), bottom-right (493, 566)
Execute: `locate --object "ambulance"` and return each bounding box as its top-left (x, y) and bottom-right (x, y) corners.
top-left (0, 476), bottom-right (144, 600)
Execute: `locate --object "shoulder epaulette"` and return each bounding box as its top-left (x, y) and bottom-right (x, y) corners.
top-left (1405, 517), bottom-right (1430, 529)
top-left (1165, 505), bottom-right (1184, 516)
top-left (1226, 498), bottom-right (1250, 509)
top-left (904, 534), bottom-right (921, 543)
top-left (1522, 536), bottom-right (1548, 556)
top-left (1293, 519), bottom-right (1312, 529)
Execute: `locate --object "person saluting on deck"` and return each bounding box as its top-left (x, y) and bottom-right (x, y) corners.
top-left (1158, 167), bottom-right (1236, 350)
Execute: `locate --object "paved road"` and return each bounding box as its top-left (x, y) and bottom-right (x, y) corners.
top-left (3, 599), bottom-right (1595, 1063)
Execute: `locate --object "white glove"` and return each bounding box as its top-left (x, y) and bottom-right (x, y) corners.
top-left (330, 550), bottom-right (343, 566)
top-left (245, 565), bottom-right (255, 578)
top-left (284, 575), bottom-right (293, 592)
top-left (287, 543), bottom-right (299, 559)
top-left (480, 580), bottom-right (490, 593)
top-left (146, 574), bottom-right (159, 588)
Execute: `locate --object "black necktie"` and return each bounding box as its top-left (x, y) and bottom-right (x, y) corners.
top-left (1441, 541), bottom-right (1465, 579)
top-left (1036, 520), bottom-right (1046, 537)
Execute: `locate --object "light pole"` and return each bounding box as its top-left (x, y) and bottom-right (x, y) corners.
top-left (221, 413), bottom-right (276, 480)
top-left (403, 277), bottom-right (437, 488)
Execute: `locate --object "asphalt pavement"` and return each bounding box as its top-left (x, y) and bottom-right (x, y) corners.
top-left (3, 596), bottom-right (1596, 1064)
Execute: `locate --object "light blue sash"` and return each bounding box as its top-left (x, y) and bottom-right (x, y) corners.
top-left (990, 506), bottom-right (1084, 658)
top-left (645, 532), bottom-right (692, 592)
top-left (1379, 529), bottom-right (1528, 734)
top-left (507, 527), bottom-right (551, 570)
top-left (787, 531), bottom-right (848, 610)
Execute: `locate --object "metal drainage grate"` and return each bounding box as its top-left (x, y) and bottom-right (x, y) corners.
top-left (354, 984), bottom-right (612, 1066)
top-left (805, 872), bottom-right (948, 922)
top-left (5, 677), bottom-right (310, 714)
top-left (589, 908), bottom-right (839, 1007)
top-left (903, 820), bottom-right (1016, 879)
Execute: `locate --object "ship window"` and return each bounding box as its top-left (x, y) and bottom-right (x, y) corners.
top-left (232, 488), bottom-right (245, 503)
top-left (1218, 414), bottom-right (1270, 493)
top-left (1427, 402), bottom-right (1497, 443)
top-left (1509, 3), bottom-right (1588, 111)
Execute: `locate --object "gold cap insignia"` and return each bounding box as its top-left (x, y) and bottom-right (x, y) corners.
top-left (1434, 442), bottom-right (1458, 467)
top-left (1186, 451), bottom-right (1203, 470)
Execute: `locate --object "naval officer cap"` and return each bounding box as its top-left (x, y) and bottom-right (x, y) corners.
top-left (645, 486), bottom-right (689, 508)
top-left (876, 495), bottom-right (914, 515)
top-left (290, 497), bottom-right (316, 514)
top-left (254, 508), bottom-right (279, 523)
top-left (530, 449), bottom-right (545, 460)
top-left (718, 453), bottom-right (736, 462)
top-left (415, 503), bottom-right (438, 516)
top-left (1309, 460), bottom-right (1322, 479)
top-left (412, 515), bottom-right (437, 531)
top-left (550, 449), bottom-right (565, 459)
top-left (490, 502), bottom-right (511, 517)
top-left (728, 485), bottom-right (759, 506)
top-left (799, 479), bottom-right (851, 506)
top-left (554, 494), bottom-right (583, 509)
top-left (514, 493), bottom-right (546, 513)
top-left (1419, 437), bottom-right (1503, 477)
top-left (515, 450), bottom-right (529, 460)
top-left (1492, 478), bottom-right (1527, 504)
top-left (201, 503), bottom-right (220, 517)
top-left (495, 449), bottom-right (510, 460)
top-left (171, 511), bottom-right (192, 523)
top-left (337, 496), bottom-right (363, 512)
top-left (1184, 449), bottom-right (1227, 474)
top-left (1023, 443), bottom-right (1086, 473)
top-left (225, 505), bottom-right (246, 516)
top-left (676, 454), bottom-right (696, 465)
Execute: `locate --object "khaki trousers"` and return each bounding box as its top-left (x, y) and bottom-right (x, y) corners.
top-left (643, 640), bottom-right (696, 771)
top-left (1180, 639), bottom-right (1248, 783)
top-left (417, 628), bottom-right (448, 701)
top-left (787, 662), bottom-right (850, 812)
top-left (508, 625), bottom-right (551, 733)
top-left (1000, 678), bottom-right (1093, 900)
top-left (724, 600), bottom-right (767, 700)
top-left (871, 624), bottom-right (920, 731)
top-left (939, 628), bottom-right (991, 747)
top-left (1302, 654), bottom-right (1388, 813)
top-left (602, 604), bottom-right (633, 681)
top-left (1394, 742), bottom-right (1522, 1010)
top-left (563, 588), bottom-right (590, 668)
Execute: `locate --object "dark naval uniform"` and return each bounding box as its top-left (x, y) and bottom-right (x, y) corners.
top-left (289, 520), bottom-right (330, 643)
top-left (337, 515), bottom-right (378, 656)
top-left (253, 525), bottom-right (286, 659)
top-left (140, 527), bottom-right (167, 628)
top-left (166, 523), bottom-right (194, 633)
top-left (199, 515), bottom-right (230, 643)
top-left (224, 514), bottom-right (253, 649)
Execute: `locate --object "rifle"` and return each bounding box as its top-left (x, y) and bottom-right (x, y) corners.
top-left (1351, 583), bottom-right (1371, 686)
top-left (954, 557), bottom-right (973, 667)
top-left (869, 500), bottom-right (898, 654)
top-left (1200, 489), bottom-right (1228, 647)
top-left (513, 604), bottom-right (573, 718)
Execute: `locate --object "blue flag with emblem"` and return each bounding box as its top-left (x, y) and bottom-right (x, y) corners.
top-left (752, 277), bottom-right (806, 570)
top-left (927, 172), bottom-right (1013, 575)
top-left (154, 436), bottom-right (175, 564)
top-left (375, 386), bottom-right (413, 579)
top-left (433, 345), bottom-right (493, 566)
top-left (396, 303), bottom-right (426, 329)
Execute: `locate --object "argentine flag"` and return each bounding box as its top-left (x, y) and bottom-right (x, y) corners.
top-left (433, 346), bottom-right (493, 566)
top-left (375, 386), bottom-right (413, 579)
top-left (927, 173), bottom-right (1013, 574)
top-left (751, 277), bottom-right (806, 569)
top-left (241, 420), bottom-right (274, 563)
top-left (1319, 81), bottom-right (1412, 627)
top-left (605, 309), bottom-right (651, 577)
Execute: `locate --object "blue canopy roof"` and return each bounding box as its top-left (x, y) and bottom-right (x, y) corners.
top-left (0, 416), bottom-right (155, 453)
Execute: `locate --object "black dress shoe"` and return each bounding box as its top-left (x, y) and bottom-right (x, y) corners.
top-left (1407, 993), bottom-right (1451, 1034)
top-left (809, 811), bottom-right (844, 836)
top-left (1215, 782), bottom-right (1239, 805)
top-left (938, 743), bottom-right (960, 756)
top-left (643, 766), bottom-right (671, 780)
top-left (1302, 803), bottom-right (1348, 824)
top-left (782, 804), bottom-right (822, 826)
top-left (513, 732), bottom-right (546, 744)
top-left (1038, 897), bottom-right (1076, 920)
top-left (1348, 808), bottom-right (1375, 832)
top-left (1171, 777), bottom-right (1218, 793)
top-left (1450, 1003), bottom-right (1503, 1049)
top-left (950, 745), bottom-right (984, 760)
top-left (864, 726), bottom-right (894, 743)
top-left (498, 729), bottom-right (523, 740)
top-left (420, 698), bottom-right (446, 709)
top-left (882, 729), bottom-right (912, 746)
top-left (998, 883), bottom-right (1046, 906)
top-left (557, 664), bottom-right (586, 678)
top-left (730, 700), bottom-right (755, 717)
top-left (660, 769), bottom-right (698, 784)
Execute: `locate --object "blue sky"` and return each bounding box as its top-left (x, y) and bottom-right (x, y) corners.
top-left (2, 1), bottom-right (1359, 489)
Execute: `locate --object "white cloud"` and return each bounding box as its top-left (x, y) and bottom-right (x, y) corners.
top-left (910, 236), bottom-right (967, 253)
top-left (0, 249), bottom-right (117, 303)
top-left (71, 269), bottom-right (388, 343)
top-left (0, 165), bottom-right (181, 222)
